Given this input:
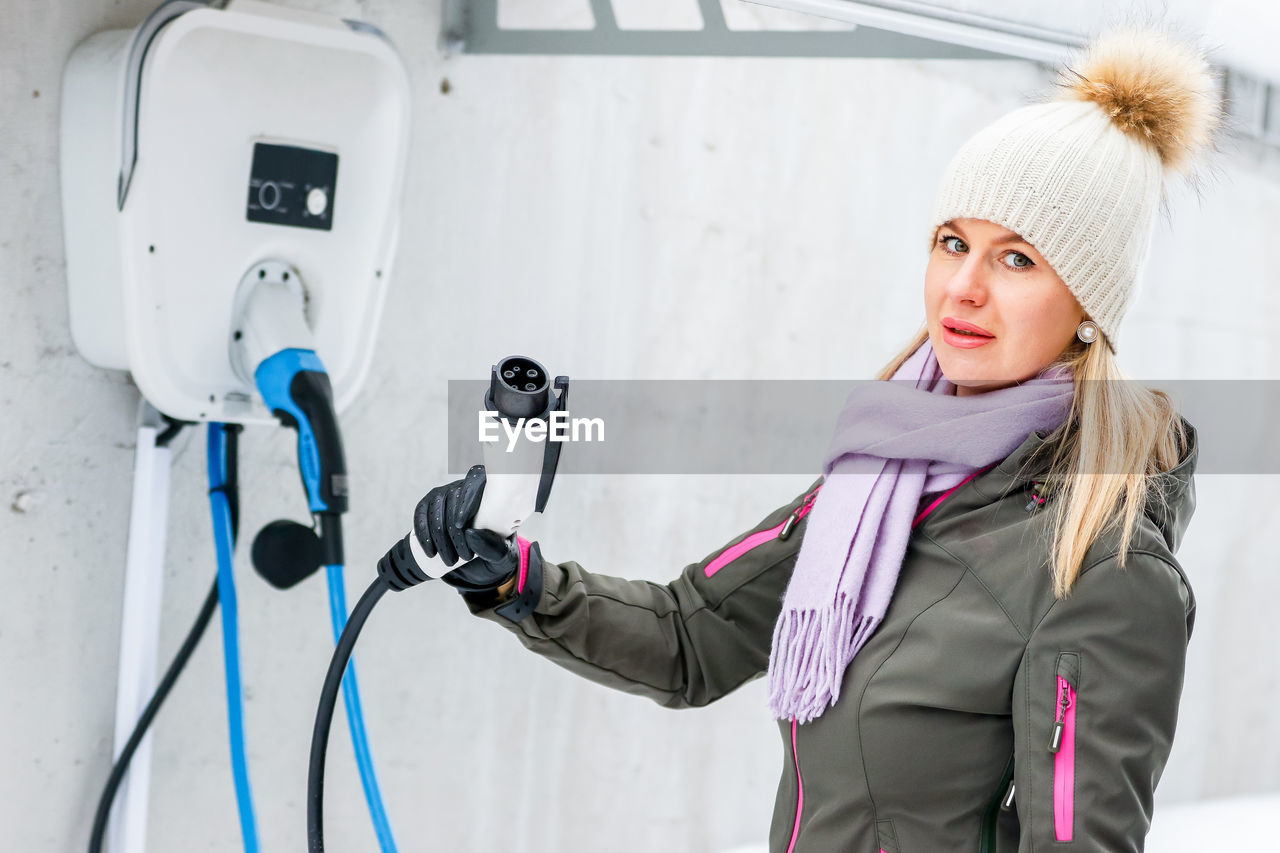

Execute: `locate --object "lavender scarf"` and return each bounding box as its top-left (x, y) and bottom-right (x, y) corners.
top-left (766, 337), bottom-right (1075, 724)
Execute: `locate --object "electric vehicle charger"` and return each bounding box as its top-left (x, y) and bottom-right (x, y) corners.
top-left (61, 0), bottom-right (411, 422)
top-left (63, 3), bottom-right (412, 850)
top-left (307, 357), bottom-right (569, 852)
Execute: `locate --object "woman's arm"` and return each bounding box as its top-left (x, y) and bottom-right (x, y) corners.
top-left (1011, 549), bottom-right (1196, 851)
top-left (459, 477), bottom-right (823, 709)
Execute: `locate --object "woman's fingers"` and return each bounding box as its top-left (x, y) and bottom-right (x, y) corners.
top-left (428, 487), bottom-right (458, 566)
top-left (413, 492), bottom-right (438, 559)
top-left (444, 482), bottom-right (474, 562)
top-left (463, 527), bottom-right (512, 564)
top-left (454, 465), bottom-right (486, 528)
top-left (413, 466), bottom-right (488, 568)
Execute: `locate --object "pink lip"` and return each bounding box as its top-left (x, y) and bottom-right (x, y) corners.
top-left (943, 316), bottom-right (994, 337)
top-left (940, 317), bottom-right (995, 349)
top-left (942, 326), bottom-right (995, 348)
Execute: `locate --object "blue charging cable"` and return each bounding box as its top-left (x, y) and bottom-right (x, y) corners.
top-left (207, 422), bottom-right (261, 852)
top-left (256, 349), bottom-right (399, 849)
top-left (207, 420), bottom-right (397, 852)
top-left (325, 564), bottom-right (399, 852)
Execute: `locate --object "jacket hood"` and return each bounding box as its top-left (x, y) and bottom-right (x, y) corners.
top-left (1145, 416), bottom-right (1198, 555)
top-left (984, 415), bottom-right (1199, 555)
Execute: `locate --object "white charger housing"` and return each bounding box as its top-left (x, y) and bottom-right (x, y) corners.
top-left (60, 0), bottom-right (411, 423)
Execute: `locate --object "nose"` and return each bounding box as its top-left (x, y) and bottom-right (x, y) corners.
top-left (944, 254), bottom-right (988, 306)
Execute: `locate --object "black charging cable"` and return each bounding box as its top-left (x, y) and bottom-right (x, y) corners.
top-left (308, 534), bottom-right (436, 851)
top-left (307, 576), bottom-right (389, 852)
top-left (87, 419), bottom-right (237, 853)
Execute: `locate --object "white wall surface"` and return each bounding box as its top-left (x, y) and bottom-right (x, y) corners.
top-left (2, 1), bottom-right (1279, 851)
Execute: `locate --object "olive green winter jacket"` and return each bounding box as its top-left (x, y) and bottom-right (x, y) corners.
top-left (463, 420), bottom-right (1199, 852)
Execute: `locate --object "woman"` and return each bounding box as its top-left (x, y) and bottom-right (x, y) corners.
top-left (418, 25), bottom-right (1220, 852)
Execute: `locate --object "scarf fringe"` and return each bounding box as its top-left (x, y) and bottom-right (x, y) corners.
top-left (767, 596), bottom-right (882, 724)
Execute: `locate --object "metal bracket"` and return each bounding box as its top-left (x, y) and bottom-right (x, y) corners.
top-left (441, 0), bottom-right (1010, 59)
top-left (439, 0), bottom-right (1279, 148)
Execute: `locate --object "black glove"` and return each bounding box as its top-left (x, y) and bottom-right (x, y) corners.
top-left (413, 464), bottom-right (520, 594)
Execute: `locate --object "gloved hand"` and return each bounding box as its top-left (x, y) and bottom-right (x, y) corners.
top-left (414, 464), bottom-right (521, 594)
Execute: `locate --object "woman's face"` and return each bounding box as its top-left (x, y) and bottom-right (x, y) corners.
top-left (924, 218), bottom-right (1085, 397)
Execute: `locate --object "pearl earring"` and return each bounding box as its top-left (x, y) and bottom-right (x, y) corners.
top-left (1076, 320), bottom-right (1099, 344)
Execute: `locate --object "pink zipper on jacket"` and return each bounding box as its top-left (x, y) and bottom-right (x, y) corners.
top-left (781, 464), bottom-right (995, 852)
top-left (1049, 676), bottom-right (1077, 841)
top-left (787, 718), bottom-right (804, 853)
top-left (704, 484), bottom-right (823, 578)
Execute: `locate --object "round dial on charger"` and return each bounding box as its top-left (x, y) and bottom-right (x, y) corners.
top-left (307, 187), bottom-right (329, 216)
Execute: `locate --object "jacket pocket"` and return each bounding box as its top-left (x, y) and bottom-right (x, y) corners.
top-left (1047, 652), bottom-right (1080, 842)
top-left (979, 753), bottom-right (1015, 853)
top-left (875, 818), bottom-right (900, 853)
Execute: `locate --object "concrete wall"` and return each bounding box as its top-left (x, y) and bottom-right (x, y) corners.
top-left (2, 1), bottom-right (1278, 850)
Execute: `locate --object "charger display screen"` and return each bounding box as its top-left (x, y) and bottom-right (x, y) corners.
top-left (246, 142), bottom-right (338, 231)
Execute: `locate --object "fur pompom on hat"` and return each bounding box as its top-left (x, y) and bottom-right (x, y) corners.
top-left (928, 25), bottom-right (1224, 354)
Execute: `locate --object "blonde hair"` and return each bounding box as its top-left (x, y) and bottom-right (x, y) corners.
top-left (879, 323), bottom-right (1189, 599)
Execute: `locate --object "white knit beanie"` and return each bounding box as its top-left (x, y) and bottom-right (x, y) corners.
top-left (928, 25), bottom-right (1223, 354)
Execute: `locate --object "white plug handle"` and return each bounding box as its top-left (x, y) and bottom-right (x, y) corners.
top-left (406, 412), bottom-right (545, 579)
